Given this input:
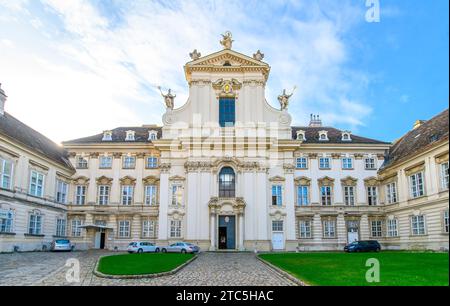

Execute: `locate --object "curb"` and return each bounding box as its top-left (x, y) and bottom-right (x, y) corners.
top-left (93, 253), bottom-right (198, 279)
top-left (256, 255), bottom-right (309, 286)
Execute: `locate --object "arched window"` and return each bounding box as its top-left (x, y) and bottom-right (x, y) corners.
top-left (219, 167), bottom-right (235, 197)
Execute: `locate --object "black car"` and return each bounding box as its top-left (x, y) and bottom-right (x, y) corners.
top-left (344, 240), bottom-right (381, 252)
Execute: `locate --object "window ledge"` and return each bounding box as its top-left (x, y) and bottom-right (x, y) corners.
top-left (24, 233), bottom-right (45, 238)
top-left (0, 232), bottom-right (16, 236)
top-left (53, 235), bottom-right (68, 238)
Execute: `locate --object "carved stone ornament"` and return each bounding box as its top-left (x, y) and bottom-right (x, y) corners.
top-left (96, 176), bottom-right (113, 185)
top-left (253, 50), bottom-right (264, 61)
top-left (72, 176), bottom-right (90, 185)
top-left (159, 163), bottom-right (171, 173)
top-left (212, 78), bottom-right (242, 97)
top-left (294, 176), bottom-right (311, 186)
top-left (364, 176), bottom-right (379, 186)
top-left (189, 49), bottom-right (201, 60)
top-left (283, 163), bottom-right (295, 173)
top-left (119, 176), bottom-right (136, 185)
top-left (220, 31), bottom-right (234, 50)
top-left (331, 153), bottom-right (342, 159)
top-left (209, 197), bottom-right (246, 215)
top-left (341, 176), bottom-right (358, 186)
top-left (143, 175), bottom-right (160, 185)
top-left (318, 176), bottom-right (335, 186)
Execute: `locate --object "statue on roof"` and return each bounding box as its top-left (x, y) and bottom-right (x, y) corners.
top-left (158, 87), bottom-right (176, 110)
top-left (189, 49), bottom-right (201, 60)
top-left (278, 86), bottom-right (296, 111)
top-left (220, 31), bottom-right (234, 50)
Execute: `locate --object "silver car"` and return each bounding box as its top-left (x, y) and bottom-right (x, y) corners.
top-left (51, 239), bottom-right (74, 252)
top-left (161, 242), bottom-right (200, 254)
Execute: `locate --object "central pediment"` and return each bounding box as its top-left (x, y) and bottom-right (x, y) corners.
top-left (184, 49), bottom-right (271, 82)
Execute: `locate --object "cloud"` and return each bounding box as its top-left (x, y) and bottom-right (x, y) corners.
top-left (0, 0), bottom-right (375, 143)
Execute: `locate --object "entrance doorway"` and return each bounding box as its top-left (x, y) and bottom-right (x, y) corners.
top-left (272, 233), bottom-right (284, 250)
top-left (94, 231), bottom-right (106, 249)
top-left (347, 220), bottom-right (359, 243)
top-left (218, 216), bottom-right (236, 249)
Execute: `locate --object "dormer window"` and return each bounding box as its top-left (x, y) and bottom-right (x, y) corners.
top-left (102, 130), bottom-right (112, 141)
top-left (148, 130), bottom-right (158, 141)
top-left (125, 130), bottom-right (135, 141)
top-left (318, 131), bottom-right (329, 141)
top-left (342, 131), bottom-right (352, 141)
top-left (296, 130), bottom-right (306, 141)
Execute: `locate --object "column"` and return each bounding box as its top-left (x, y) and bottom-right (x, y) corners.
top-left (312, 213), bottom-right (322, 245)
top-left (239, 213), bottom-right (245, 251)
top-left (158, 167), bottom-right (170, 241)
top-left (337, 214), bottom-right (346, 245)
top-left (132, 214), bottom-right (141, 240)
top-left (209, 212), bottom-right (216, 251)
top-left (360, 214), bottom-right (370, 240)
top-left (284, 170), bottom-right (296, 241)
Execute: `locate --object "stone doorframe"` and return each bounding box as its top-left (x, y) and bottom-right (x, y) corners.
top-left (208, 197), bottom-right (246, 251)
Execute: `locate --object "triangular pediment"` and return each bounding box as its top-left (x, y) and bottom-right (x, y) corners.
top-left (186, 49), bottom-right (269, 68)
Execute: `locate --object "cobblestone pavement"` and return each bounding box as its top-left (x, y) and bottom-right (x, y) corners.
top-left (1, 251), bottom-right (296, 286)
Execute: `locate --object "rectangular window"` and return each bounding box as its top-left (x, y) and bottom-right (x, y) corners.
top-left (171, 184), bottom-right (183, 206)
top-left (444, 211), bottom-right (449, 234)
top-left (296, 157), bottom-right (308, 169)
top-left (409, 172), bottom-right (425, 198)
top-left (75, 185), bottom-right (86, 205)
top-left (319, 157), bottom-right (330, 169)
top-left (142, 220), bottom-right (156, 238)
top-left (219, 98), bottom-right (235, 127)
top-left (98, 185), bottom-right (110, 205)
top-left (29, 171), bottom-right (45, 197)
top-left (144, 185), bottom-right (158, 205)
top-left (121, 185), bottom-right (134, 205)
top-left (367, 186), bottom-right (378, 206)
top-left (146, 157), bottom-right (158, 169)
top-left (387, 219), bottom-right (398, 237)
top-left (76, 156), bottom-right (88, 169)
top-left (272, 220), bottom-right (283, 232)
top-left (365, 158), bottom-right (376, 170)
top-left (99, 156), bottom-right (112, 169)
top-left (411, 215), bottom-right (426, 236)
top-left (28, 214), bottom-right (42, 235)
top-left (122, 156), bottom-right (136, 169)
top-left (56, 219), bottom-right (66, 237)
top-left (271, 185), bottom-right (283, 206)
top-left (0, 210), bottom-right (13, 233)
top-left (118, 220), bottom-right (130, 238)
top-left (296, 185), bottom-right (309, 206)
top-left (320, 186), bottom-right (332, 206)
top-left (71, 219), bottom-right (82, 237)
top-left (323, 220), bottom-right (336, 238)
top-left (170, 220), bottom-right (182, 238)
top-left (343, 186), bottom-right (355, 206)
top-left (0, 158), bottom-right (13, 189)
top-left (56, 180), bottom-right (68, 204)
top-left (441, 162), bottom-right (449, 190)
top-left (371, 220), bottom-right (383, 237)
top-left (299, 220), bottom-right (312, 238)
top-left (342, 158), bottom-right (353, 169)
top-left (386, 182), bottom-right (398, 204)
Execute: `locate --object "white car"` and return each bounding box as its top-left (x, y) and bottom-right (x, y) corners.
top-left (161, 242), bottom-right (200, 254)
top-left (127, 242), bottom-right (160, 253)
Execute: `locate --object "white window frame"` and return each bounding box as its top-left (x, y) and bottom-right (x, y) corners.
top-left (171, 184), bottom-right (183, 207)
top-left (299, 220), bottom-right (312, 238)
top-left (76, 156), bottom-right (88, 169)
top-left (75, 185), bottom-right (86, 205)
top-left (387, 218), bottom-right (398, 237)
top-left (121, 185), bottom-right (134, 205)
top-left (319, 157), bottom-right (330, 169)
top-left (444, 211), bottom-right (449, 234)
top-left (409, 172), bottom-right (425, 198)
top-left (296, 157), bottom-right (308, 169)
top-left (122, 156), bottom-right (136, 169)
top-left (170, 220), bottom-right (182, 238)
top-left (118, 220), bottom-right (131, 238)
top-left (320, 186), bottom-right (332, 206)
top-left (28, 214), bottom-right (42, 235)
top-left (271, 185), bottom-right (283, 206)
top-left (323, 220), bottom-right (336, 238)
top-left (371, 220), bottom-right (383, 237)
top-left (367, 186), bottom-right (378, 206)
top-left (411, 215), bottom-right (426, 236)
top-left (99, 156), bottom-right (112, 169)
top-left (56, 218), bottom-right (66, 237)
top-left (343, 186), bottom-right (355, 206)
top-left (144, 185), bottom-right (157, 206)
top-left (29, 170), bottom-right (45, 197)
top-left (386, 182), bottom-right (398, 204)
top-left (440, 162), bottom-right (449, 190)
top-left (272, 220), bottom-right (284, 232)
top-left (0, 210), bottom-right (13, 233)
top-left (56, 179), bottom-right (68, 204)
top-left (146, 156), bottom-right (158, 169)
top-left (98, 185), bottom-right (110, 205)
top-left (0, 158), bottom-right (13, 190)
top-left (342, 158), bottom-right (353, 169)
top-left (365, 158), bottom-right (376, 170)
top-left (142, 220), bottom-right (156, 238)
top-left (71, 219), bottom-right (82, 237)
top-left (296, 185), bottom-right (309, 206)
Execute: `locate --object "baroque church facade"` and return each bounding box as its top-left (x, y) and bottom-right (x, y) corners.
top-left (1, 33), bottom-right (448, 252)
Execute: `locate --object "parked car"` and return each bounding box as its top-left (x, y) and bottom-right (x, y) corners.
top-left (161, 242), bottom-right (200, 254)
top-left (344, 240), bottom-right (381, 253)
top-left (127, 242), bottom-right (160, 253)
top-left (51, 239), bottom-right (74, 252)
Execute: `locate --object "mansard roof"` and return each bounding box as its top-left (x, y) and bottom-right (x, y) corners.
top-left (291, 126), bottom-right (390, 145)
top-left (63, 126), bottom-right (162, 144)
top-left (381, 108), bottom-right (449, 170)
top-left (0, 112), bottom-right (74, 169)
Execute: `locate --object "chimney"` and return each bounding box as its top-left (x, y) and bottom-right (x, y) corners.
top-left (413, 120), bottom-right (426, 130)
top-left (0, 83), bottom-right (7, 116)
top-left (309, 114), bottom-right (322, 127)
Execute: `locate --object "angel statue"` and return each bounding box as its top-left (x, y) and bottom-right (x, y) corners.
top-left (158, 86), bottom-right (176, 110)
top-left (277, 86), bottom-right (297, 111)
top-left (220, 31), bottom-right (234, 50)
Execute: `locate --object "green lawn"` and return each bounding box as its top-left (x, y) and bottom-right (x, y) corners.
top-left (259, 252), bottom-right (449, 286)
top-left (97, 253), bottom-right (195, 275)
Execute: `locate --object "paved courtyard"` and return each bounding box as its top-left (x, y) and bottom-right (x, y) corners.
top-left (0, 251), bottom-right (296, 286)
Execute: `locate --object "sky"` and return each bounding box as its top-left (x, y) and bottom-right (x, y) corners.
top-left (0, 0), bottom-right (448, 144)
